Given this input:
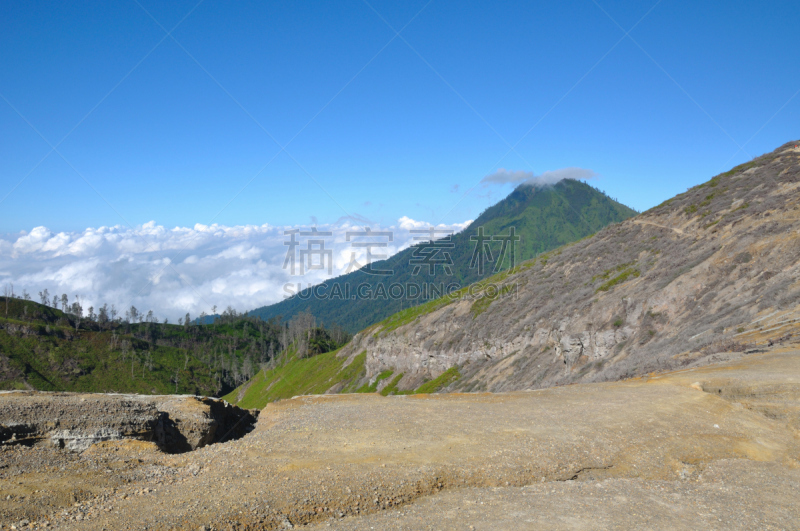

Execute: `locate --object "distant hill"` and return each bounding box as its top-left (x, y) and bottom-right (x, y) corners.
top-left (249, 179), bottom-right (638, 333)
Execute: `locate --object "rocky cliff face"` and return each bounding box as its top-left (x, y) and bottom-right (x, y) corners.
top-left (337, 141), bottom-right (800, 393)
top-left (0, 392), bottom-right (257, 453)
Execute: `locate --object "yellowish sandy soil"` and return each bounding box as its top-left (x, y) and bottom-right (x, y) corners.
top-left (1, 348), bottom-right (799, 530)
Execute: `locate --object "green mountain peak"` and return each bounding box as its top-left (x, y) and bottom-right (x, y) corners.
top-left (249, 179), bottom-right (637, 332)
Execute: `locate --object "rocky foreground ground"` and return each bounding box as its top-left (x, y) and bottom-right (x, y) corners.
top-left (1, 347), bottom-right (799, 530)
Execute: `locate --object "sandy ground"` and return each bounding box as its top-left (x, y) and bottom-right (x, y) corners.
top-left (1, 348), bottom-right (799, 530)
top-left (311, 460), bottom-right (800, 530)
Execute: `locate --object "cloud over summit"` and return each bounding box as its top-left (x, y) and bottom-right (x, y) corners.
top-left (482, 167), bottom-right (598, 187)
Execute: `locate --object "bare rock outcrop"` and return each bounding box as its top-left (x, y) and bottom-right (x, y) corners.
top-left (0, 391), bottom-right (257, 453)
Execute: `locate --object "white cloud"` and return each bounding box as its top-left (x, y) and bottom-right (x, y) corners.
top-left (527, 167), bottom-right (598, 186)
top-left (482, 167), bottom-right (598, 187)
top-left (481, 169), bottom-right (534, 185)
top-left (0, 218), bottom-right (470, 321)
top-left (397, 216), bottom-right (430, 230)
top-left (12, 226), bottom-right (53, 256)
top-left (397, 216), bottom-right (471, 233)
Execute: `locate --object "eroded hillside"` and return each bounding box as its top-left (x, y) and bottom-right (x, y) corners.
top-left (336, 141), bottom-right (800, 393)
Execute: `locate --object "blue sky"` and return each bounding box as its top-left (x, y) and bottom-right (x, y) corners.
top-left (1, 0), bottom-right (799, 234)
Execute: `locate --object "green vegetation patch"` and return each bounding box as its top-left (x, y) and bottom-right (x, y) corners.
top-left (414, 366), bottom-right (461, 394)
top-left (223, 348), bottom-right (366, 409)
top-left (379, 296), bottom-right (457, 334)
top-left (356, 369), bottom-right (394, 393)
top-left (470, 283), bottom-right (518, 318)
top-left (647, 197), bottom-right (673, 212)
top-left (721, 160), bottom-right (759, 178)
top-left (592, 262), bottom-right (634, 284)
top-left (336, 351), bottom-right (369, 393)
top-left (0, 297), bottom-right (349, 397)
top-left (596, 267), bottom-right (641, 293)
top-left (0, 307), bottom-right (219, 395)
top-left (226, 353), bottom-right (463, 405)
top-left (379, 263), bottom-right (526, 332)
top-left (380, 373), bottom-right (410, 396)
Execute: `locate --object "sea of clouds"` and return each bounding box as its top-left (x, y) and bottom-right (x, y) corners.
top-left (0, 217), bottom-right (471, 321)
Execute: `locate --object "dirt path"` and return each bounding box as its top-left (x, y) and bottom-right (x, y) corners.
top-left (631, 218), bottom-right (687, 235)
top-left (2, 349), bottom-right (799, 530)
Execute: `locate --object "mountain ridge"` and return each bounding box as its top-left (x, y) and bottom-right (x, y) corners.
top-left (249, 179), bottom-right (637, 333)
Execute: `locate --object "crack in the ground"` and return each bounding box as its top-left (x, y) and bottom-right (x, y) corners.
top-left (559, 465), bottom-right (615, 482)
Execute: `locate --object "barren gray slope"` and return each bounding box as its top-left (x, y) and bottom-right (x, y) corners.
top-left (337, 141), bottom-right (800, 393)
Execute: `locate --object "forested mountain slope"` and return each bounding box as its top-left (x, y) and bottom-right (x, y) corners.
top-left (0, 298), bottom-right (342, 395)
top-left (330, 141), bottom-right (800, 394)
top-left (250, 179), bottom-right (637, 332)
